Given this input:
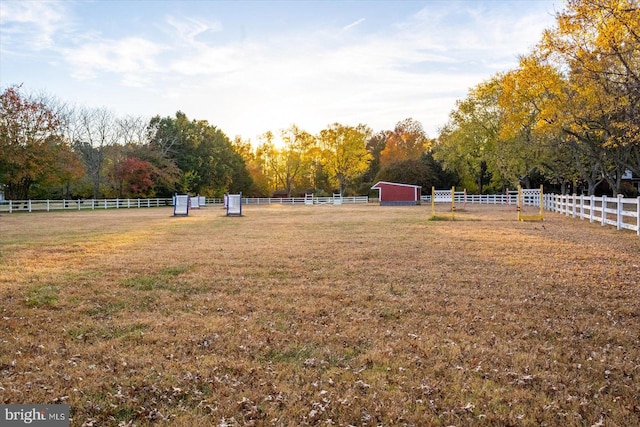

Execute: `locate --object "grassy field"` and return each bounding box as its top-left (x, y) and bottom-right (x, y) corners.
top-left (1, 203), bottom-right (639, 426)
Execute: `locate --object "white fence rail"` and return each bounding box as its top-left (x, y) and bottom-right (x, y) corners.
top-left (0, 198), bottom-right (172, 213)
top-left (0, 195), bottom-right (369, 213)
top-left (423, 194), bottom-right (520, 205)
top-left (242, 196), bottom-right (368, 205)
top-left (424, 191), bottom-right (639, 235)
top-left (544, 194), bottom-right (640, 235)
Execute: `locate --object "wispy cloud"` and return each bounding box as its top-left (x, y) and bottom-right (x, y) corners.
top-left (343, 18), bottom-right (365, 31)
top-left (165, 15), bottom-right (223, 45)
top-left (61, 37), bottom-right (166, 85)
top-left (0, 0), bottom-right (70, 53)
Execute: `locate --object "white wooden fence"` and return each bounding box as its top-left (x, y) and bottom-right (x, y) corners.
top-left (544, 194), bottom-right (640, 235)
top-left (422, 194), bottom-right (519, 204)
top-left (0, 195), bottom-right (369, 213)
top-left (424, 191), bottom-right (639, 235)
top-left (241, 196), bottom-right (369, 205)
top-left (0, 198), bottom-right (172, 213)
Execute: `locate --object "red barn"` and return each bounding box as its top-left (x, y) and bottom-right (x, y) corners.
top-left (371, 181), bottom-right (422, 206)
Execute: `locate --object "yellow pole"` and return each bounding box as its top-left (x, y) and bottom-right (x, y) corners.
top-left (431, 186), bottom-right (435, 218)
top-left (539, 184), bottom-right (544, 220)
top-left (451, 186), bottom-right (455, 220)
top-left (517, 185), bottom-right (522, 221)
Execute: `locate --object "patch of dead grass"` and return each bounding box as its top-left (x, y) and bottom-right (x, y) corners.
top-left (1, 204), bottom-right (639, 426)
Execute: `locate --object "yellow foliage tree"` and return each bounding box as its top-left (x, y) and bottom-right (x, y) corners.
top-left (539, 0), bottom-right (640, 193)
top-left (319, 123), bottom-right (372, 195)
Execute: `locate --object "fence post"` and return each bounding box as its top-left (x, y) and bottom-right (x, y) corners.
top-left (558, 194), bottom-right (565, 215)
top-left (451, 186), bottom-right (455, 220)
top-left (560, 195), bottom-right (564, 216)
top-left (637, 197), bottom-right (640, 236)
top-left (601, 195), bottom-right (607, 226)
top-left (579, 195), bottom-right (584, 220)
top-left (616, 195), bottom-right (623, 230)
top-left (590, 196), bottom-right (595, 223)
top-left (557, 194), bottom-right (561, 214)
top-left (431, 187), bottom-right (435, 217)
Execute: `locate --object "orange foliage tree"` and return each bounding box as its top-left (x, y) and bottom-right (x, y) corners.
top-left (0, 85), bottom-right (80, 199)
top-left (379, 118), bottom-right (431, 169)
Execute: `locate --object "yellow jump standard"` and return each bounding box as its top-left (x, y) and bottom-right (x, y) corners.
top-left (517, 185), bottom-right (544, 221)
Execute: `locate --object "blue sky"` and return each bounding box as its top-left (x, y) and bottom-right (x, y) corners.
top-left (0, 0), bottom-right (560, 144)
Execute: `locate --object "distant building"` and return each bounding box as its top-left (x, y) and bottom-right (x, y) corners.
top-left (371, 181), bottom-right (422, 206)
top-left (622, 169), bottom-right (640, 193)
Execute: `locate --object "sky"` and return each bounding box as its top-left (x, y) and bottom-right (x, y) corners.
top-left (0, 0), bottom-right (561, 145)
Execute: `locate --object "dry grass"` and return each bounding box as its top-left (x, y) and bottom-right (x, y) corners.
top-left (1, 204), bottom-right (639, 426)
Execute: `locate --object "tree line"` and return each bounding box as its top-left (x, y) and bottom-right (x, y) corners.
top-left (0, 85), bottom-right (454, 200)
top-left (0, 90), bottom-right (251, 200)
top-left (436, 0), bottom-right (639, 196)
top-left (1, 0), bottom-right (638, 200)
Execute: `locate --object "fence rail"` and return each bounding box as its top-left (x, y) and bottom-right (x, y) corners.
top-left (544, 194), bottom-right (640, 235)
top-left (241, 196), bottom-right (369, 205)
top-left (0, 198), bottom-right (172, 213)
top-left (0, 195), bottom-right (370, 213)
top-left (424, 191), bottom-right (639, 235)
top-left (422, 194), bottom-right (520, 205)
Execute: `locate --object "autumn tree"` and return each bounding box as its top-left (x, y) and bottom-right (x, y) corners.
top-left (255, 126), bottom-right (316, 197)
top-left (375, 153), bottom-right (458, 192)
top-left (434, 79), bottom-right (505, 193)
top-left (432, 0), bottom-right (638, 196)
top-left (538, 0), bottom-right (640, 194)
top-left (319, 123), bottom-right (372, 195)
top-left (361, 131), bottom-right (387, 186)
top-left (51, 145), bottom-right (85, 199)
top-left (304, 140), bottom-right (330, 195)
top-left (109, 156), bottom-right (155, 198)
top-left (379, 118), bottom-right (431, 169)
top-left (278, 125), bottom-right (316, 196)
top-left (0, 85), bottom-right (74, 199)
top-left (499, 55), bottom-right (602, 193)
top-left (233, 136), bottom-right (270, 197)
top-left (254, 131), bottom-right (280, 195)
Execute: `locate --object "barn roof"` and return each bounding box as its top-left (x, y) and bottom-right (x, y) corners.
top-left (371, 181), bottom-right (421, 189)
